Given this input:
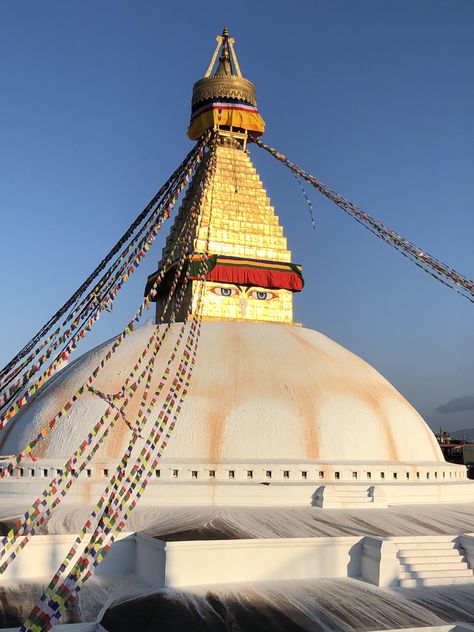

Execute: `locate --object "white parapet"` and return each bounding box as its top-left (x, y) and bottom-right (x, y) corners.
top-left (135, 534), bottom-right (363, 588)
top-left (0, 533), bottom-right (135, 581)
top-left (3, 532), bottom-right (474, 595)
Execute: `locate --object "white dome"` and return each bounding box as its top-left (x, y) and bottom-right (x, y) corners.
top-left (0, 322), bottom-right (443, 464)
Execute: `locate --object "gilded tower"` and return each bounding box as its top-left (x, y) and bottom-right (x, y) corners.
top-left (145, 28), bottom-right (303, 323)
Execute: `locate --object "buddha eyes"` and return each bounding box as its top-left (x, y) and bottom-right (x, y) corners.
top-left (209, 286), bottom-right (238, 297)
top-left (249, 290), bottom-right (277, 301)
top-left (209, 286), bottom-right (278, 300)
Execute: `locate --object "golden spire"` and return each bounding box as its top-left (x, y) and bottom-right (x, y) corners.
top-left (213, 29), bottom-right (232, 76)
top-left (145, 30), bottom-right (303, 325)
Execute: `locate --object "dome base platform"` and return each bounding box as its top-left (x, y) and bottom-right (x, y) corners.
top-left (0, 458), bottom-right (473, 508)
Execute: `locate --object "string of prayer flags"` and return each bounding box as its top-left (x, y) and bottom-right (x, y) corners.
top-left (18, 139), bottom-right (218, 632)
top-left (0, 154), bottom-right (215, 581)
top-left (0, 133), bottom-right (210, 387)
top-left (24, 262), bottom-right (208, 632)
top-left (0, 153), bottom-right (211, 484)
top-left (0, 235), bottom-right (202, 575)
top-left (255, 138), bottom-right (474, 303)
top-left (0, 133), bottom-right (212, 429)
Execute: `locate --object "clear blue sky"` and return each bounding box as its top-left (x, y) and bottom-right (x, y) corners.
top-left (0, 1), bottom-right (473, 432)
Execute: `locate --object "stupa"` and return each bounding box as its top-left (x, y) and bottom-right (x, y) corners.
top-left (2, 27), bottom-right (474, 632)
top-left (0, 27), bottom-right (471, 511)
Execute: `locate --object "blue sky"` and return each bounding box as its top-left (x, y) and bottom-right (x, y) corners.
top-left (0, 1), bottom-right (473, 432)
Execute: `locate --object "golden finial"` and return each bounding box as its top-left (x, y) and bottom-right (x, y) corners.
top-left (188, 28), bottom-right (265, 140)
top-left (204, 27), bottom-right (242, 78)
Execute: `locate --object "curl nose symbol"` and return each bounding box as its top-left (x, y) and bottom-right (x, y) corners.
top-left (240, 298), bottom-right (247, 317)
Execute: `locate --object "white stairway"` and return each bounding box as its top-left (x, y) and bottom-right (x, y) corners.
top-left (395, 536), bottom-right (474, 587)
top-left (330, 486), bottom-right (373, 506)
top-left (315, 485), bottom-right (384, 508)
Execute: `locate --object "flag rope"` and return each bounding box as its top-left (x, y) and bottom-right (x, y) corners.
top-left (0, 133), bottom-right (212, 429)
top-left (255, 138), bottom-right (474, 303)
top-left (0, 138), bottom-right (205, 384)
top-left (0, 199), bottom-right (202, 572)
top-left (18, 139), bottom-right (218, 632)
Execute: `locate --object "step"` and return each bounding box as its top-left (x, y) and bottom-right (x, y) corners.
top-left (338, 497), bottom-right (372, 502)
top-left (400, 576), bottom-right (474, 588)
top-left (396, 541), bottom-right (457, 551)
top-left (399, 554), bottom-right (467, 565)
top-left (400, 561), bottom-right (469, 573)
top-left (398, 549), bottom-right (461, 560)
top-left (331, 491), bottom-right (370, 497)
top-left (392, 535), bottom-right (461, 542)
top-left (335, 496), bottom-right (371, 501)
top-left (400, 569), bottom-right (473, 580)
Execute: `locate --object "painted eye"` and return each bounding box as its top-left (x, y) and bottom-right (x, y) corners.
top-left (249, 290), bottom-right (277, 301)
top-left (209, 286), bottom-right (238, 297)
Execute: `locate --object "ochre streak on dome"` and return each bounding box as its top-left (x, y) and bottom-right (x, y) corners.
top-left (285, 328), bottom-right (337, 459)
top-left (282, 329), bottom-right (320, 458)
top-left (287, 327), bottom-right (399, 461)
top-left (364, 389), bottom-right (398, 461)
top-left (105, 416), bottom-right (131, 459)
top-left (97, 355), bottom-right (172, 459)
top-left (383, 383), bottom-right (442, 460)
top-left (304, 401), bottom-right (320, 459)
top-left (397, 395), bottom-right (442, 458)
top-left (208, 410), bottom-right (225, 464)
top-left (291, 382), bottom-right (320, 460)
top-left (205, 326), bottom-right (242, 463)
top-left (33, 428), bottom-right (52, 459)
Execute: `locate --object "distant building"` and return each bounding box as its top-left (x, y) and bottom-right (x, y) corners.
top-left (435, 428), bottom-right (474, 477)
